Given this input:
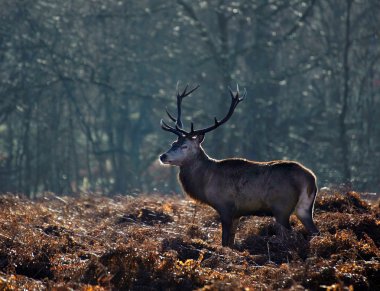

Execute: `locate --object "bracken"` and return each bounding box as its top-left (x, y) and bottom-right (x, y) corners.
top-left (0, 190), bottom-right (378, 290)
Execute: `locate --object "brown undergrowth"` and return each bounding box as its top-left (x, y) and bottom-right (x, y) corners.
top-left (0, 189), bottom-right (379, 290)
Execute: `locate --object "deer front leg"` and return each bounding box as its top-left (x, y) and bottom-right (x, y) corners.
top-left (221, 217), bottom-right (240, 247)
top-left (214, 202), bottom-right (239, 247)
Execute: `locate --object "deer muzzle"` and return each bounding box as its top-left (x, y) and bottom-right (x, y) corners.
top-left (159, 153), bottom-right (169, 164)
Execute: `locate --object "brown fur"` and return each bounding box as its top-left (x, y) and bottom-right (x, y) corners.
top-left (159, 85), bottom-right (319, 247)
top-left (160, 138), bottom-right (319, 247)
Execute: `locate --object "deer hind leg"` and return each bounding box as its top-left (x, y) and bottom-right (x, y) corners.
top-left (295, 186), bottom-right (319, 235)
top-left (273, 208), bottom-right (292, 230)
top-left (229, 218), bottom-right (240, 245)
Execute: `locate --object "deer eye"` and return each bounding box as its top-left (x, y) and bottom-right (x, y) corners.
top-left (180, 145), bottom-right (188, 150)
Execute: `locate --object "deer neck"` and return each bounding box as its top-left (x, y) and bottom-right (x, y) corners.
top-left (179, 148), bottom-right (214, 203)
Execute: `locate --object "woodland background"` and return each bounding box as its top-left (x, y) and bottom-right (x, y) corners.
top-left (0, 0), bottom-right (379, 197)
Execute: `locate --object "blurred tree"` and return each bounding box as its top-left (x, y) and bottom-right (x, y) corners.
top-left (0, 0), bottom-right (379, 196)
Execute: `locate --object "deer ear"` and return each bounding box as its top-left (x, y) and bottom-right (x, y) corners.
top-left (196, 134), bottom-right (205, 144)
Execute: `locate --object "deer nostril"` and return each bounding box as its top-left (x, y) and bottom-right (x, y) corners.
top-left (160, 154), bottom-right (167, 162)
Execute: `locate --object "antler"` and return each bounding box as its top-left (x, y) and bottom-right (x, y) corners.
top-left (186, 84), bottom-right (246, 136)
top-left (161, 84), bottom-right (246, 137)
top-left (161, 83), bottom-right (200, 137)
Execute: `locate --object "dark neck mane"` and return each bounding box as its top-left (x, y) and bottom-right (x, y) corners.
top-left (178, 149), bottom-right (214, 203)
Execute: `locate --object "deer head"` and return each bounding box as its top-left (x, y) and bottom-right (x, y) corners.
top-left (159, 84), bottom-right (246, 166)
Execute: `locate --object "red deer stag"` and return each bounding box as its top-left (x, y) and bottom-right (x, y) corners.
top-left (159, 84), bottom-right (319, 247)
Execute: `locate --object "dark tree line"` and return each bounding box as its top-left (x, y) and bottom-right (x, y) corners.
top-left (0, 0), bottom-right (379, 197)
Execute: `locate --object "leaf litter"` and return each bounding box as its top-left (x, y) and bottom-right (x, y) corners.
top-left (0, 189), bottom-right (378, 290)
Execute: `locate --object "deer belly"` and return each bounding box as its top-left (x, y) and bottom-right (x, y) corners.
top-left (235, 198), bottom-right (271, 217)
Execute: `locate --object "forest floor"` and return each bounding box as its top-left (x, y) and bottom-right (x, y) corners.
top-left (0, 188), bottom-right (379, 290)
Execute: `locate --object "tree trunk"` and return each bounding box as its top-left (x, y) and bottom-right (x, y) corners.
top-left (339, 0), bottom-right (352, 183)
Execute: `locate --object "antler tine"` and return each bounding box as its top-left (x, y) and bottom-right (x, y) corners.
top-left (188, 84), bottom-right (246, 137)
top-left (161, 83), bottom-right (200, 137)
top-left (165, 108), bottom-right (177, 122)
top-left (228, 84), bottom-right (246, 100)
top-left (179, 84), bottom-right (189, 97)
top-left (177, 83), bottom-right (200, 98)
top-left (240, 88), bottom-right (247, 101)
top-left (176, 80), bottom-right (180, 96)
top-left (160, 119), bottom-right (184, 137)
top-left (176, 83), bottom-right (200, 129)
top-left (184, 84), bottom-right (200, 97)
top-left (228, 86), bottom-right (235, 99)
